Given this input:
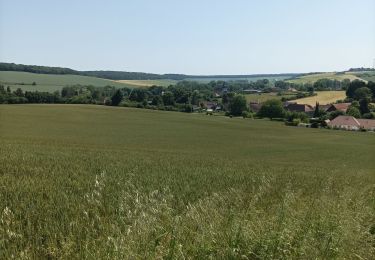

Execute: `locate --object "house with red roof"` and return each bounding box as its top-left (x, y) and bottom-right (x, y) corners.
top-left (327, 115), bottom-right (375, 131)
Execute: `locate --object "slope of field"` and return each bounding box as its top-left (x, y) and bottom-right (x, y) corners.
top-left (185, 75), bottom-right (292, 83)
top-left (349, 71), bottom-right (375, 82)
top-left (0, 71), bottom-right (131, 92)
top-left (115, 79), bottom-right (177, 88)
top-left (245, 92), bottom-right (297, 103)
top-left (294, 91), bottom-right (346, 105)
top-left (1, 105), bottom-right (374, 258)
top-left (288, 72), bottom-right (363, 84)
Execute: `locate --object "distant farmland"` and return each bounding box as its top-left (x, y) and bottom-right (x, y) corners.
top-left (294, 91), bottom-right (346, 105)
top-left (185, 75), bottom-right (293, 83)
top-left (245, 92), bottom-right (297, 103)
top-left (0, 71), bottom-right (131, 92)
top-left (115, 79), bottom-right (177, 88)
top-left (288, 72), bottom-right (364, 84)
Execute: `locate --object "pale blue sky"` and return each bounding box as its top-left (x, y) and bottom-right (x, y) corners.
top-left (0, 0), bottom-right (374, 74)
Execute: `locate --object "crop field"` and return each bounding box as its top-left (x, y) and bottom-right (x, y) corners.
top-left (0, 71), bottom-right (131, 92)
top-left (288, 72), bottom-right (363, 84)
top-left (115, 79), bottom-right (177, 88)
top-left (1, 105), bottom-right (375, 259)
top-left (185, 75), bottom-right (292, 83)
top-left (294, 91), bottom-right (347, 105)
top-left (245, 92), bottom-right (296, 103)
top-left (349, 71), bottom-right (375, 82)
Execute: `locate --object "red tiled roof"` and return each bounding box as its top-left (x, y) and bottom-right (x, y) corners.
top-left (286, 103), bottom-right (314, 113)
top-left (357, 119), bottom-right (375, 130)
top-left (327, 116), bottom-right (360, 128)
top-left (327, 103), bottom-right (351, 112)
top-left (327, 115), bottom-right (375, 130)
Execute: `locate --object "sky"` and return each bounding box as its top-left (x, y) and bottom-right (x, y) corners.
top-left (0, 0), bottom-right (374, 75)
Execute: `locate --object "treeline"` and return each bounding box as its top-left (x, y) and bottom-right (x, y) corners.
top-left (0, 62), bottom-right (186, 80)
top-left (0, 62), bottom-right (298, 81)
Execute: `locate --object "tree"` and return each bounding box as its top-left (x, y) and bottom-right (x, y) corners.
top-left (346, 80), bottom-right (366, 99)
top-left (359, 98), bottom-right (370, 115)
top-left (257, 99), bottom-right (285, 119)
top-left (162, 91), bottom-right (175, 106)
top-left (346, 106), bottom-right (361, 118)
top-left (14, 88), bottom-right (24, 97)
top-left (229, 95), bottom-right (247, 116)
top-left (313, 102), bottom-right (320, 118)
top-left (111, 89), bottom-right (123, 106)
top-left (354, 87), bottom-right (372, 100)
top-left (352, 87), bottom-right (372, 115)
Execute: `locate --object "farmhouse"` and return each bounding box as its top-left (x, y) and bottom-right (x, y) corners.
top-left (324, 103), bottom-right (351, 113)
top-left (201, 101), bottom-right (217, 110)
top-left (285, 103), bottom-right (314, 114)
top-left (327, 116), bottom-right (375, 131)
top-left (249, 102), bottom-right (262, 113)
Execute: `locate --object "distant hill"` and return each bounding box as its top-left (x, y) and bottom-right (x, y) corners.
top-left (0, 62), bottom-right (299, 81)
top-left (0, 71), bottom-right (133, 92)
top-left (287, 72), bottom-right (365, 84)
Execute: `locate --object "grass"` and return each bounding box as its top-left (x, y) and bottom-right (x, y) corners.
top-left (1, 104), bottom-right (375, 259)
top-left (349, 71), bottom-right (375, 82)
top-left (294, 91), bottom-right (347, 105)
top-left (245, 92), bottom-right (296, 103)
top-left (0, 71), bottom-right (132, 92)
top-left (185, 75), bottom-right (292, 83)
top-left (115, 79), bottom-right (177, 88)
top-left (288, 72), bottom-right (363, 84)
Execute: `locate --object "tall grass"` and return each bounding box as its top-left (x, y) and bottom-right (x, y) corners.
top-left (0, 104), bottom-right (374, 258)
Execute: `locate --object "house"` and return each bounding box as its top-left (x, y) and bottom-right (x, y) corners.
top-left (327, 115), bottom-right (375, 131)
top-left (324, 103), bottom-right (351, 113)
top-left (249, 102), bottom-right (262, 113)
top-left (201, 101), bottom-right (218, 110)
top-left (357, 118), bottom-right (375, 131)
top-left (243, 89), bottom-right (262, 94)
top-left (285, 103), bottom-right (314, 114)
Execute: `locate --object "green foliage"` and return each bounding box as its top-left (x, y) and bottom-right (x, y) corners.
top-left (346, 106), bottom-right (361, 118)
top-left (229, 95), bottom-right (247, 116)
top-left (111, 89), bottom-right (124, 106)
top-left (257, 99), bottom-right (285, 119)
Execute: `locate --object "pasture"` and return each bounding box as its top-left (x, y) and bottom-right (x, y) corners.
top-left (1, 105), bottom-right (374, 259)
top-left (115, 79), bottom-right (177, 88)
top-left (294, 91), bottom-right (346, 105)
top-left (288, 72), bottom-right (363, 84)
top-left (245, 92), bottom-right (296, 103)
top-left (0, 71), bottom-right (131, 92)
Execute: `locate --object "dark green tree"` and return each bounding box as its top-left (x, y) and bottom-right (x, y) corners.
top-left (229, 95), bottom-right (247, 116)
top-left (257, 99), bottom-right (285, 119)
top-left (346, 106), bottom-right (361, 118)
top-left (111, 89), bottom-right (123, 106)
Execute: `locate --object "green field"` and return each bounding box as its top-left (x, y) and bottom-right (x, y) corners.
top-left (294, 91), bottom-right (346, 105)
top-left (245, 92), bottom-right (296, 103)
top-left (288, 72), bottom-right (364, 84)
top-left (349, 71), bottom-right (375, 82)
top-left (0, 71), bottom-right (131, 92)
top-left (185, 75), bottom-right (292, 83)
top-left (1, 105), bottom-right (375, 258)
top-left (116, 79), bottom-right (177, 88)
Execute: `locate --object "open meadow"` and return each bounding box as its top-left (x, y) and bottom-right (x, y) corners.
top-left (0, 71), bottom-right (131, 92)
top-left (1, 105), bottom-right (375, 259)
top-left (288, 72), bottom-right (364, 84)
top-left (294, 91), bottom-right (347, 105)
top-left (115, 79), bottom-right (178, 88)
top-left (245, 92), bottom-right (296, 103)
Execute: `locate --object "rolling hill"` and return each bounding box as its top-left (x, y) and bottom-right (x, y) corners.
top-left (287, 72), bottom-right (365, 84)
top-left (0, 71), bottom-right (132, 92)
